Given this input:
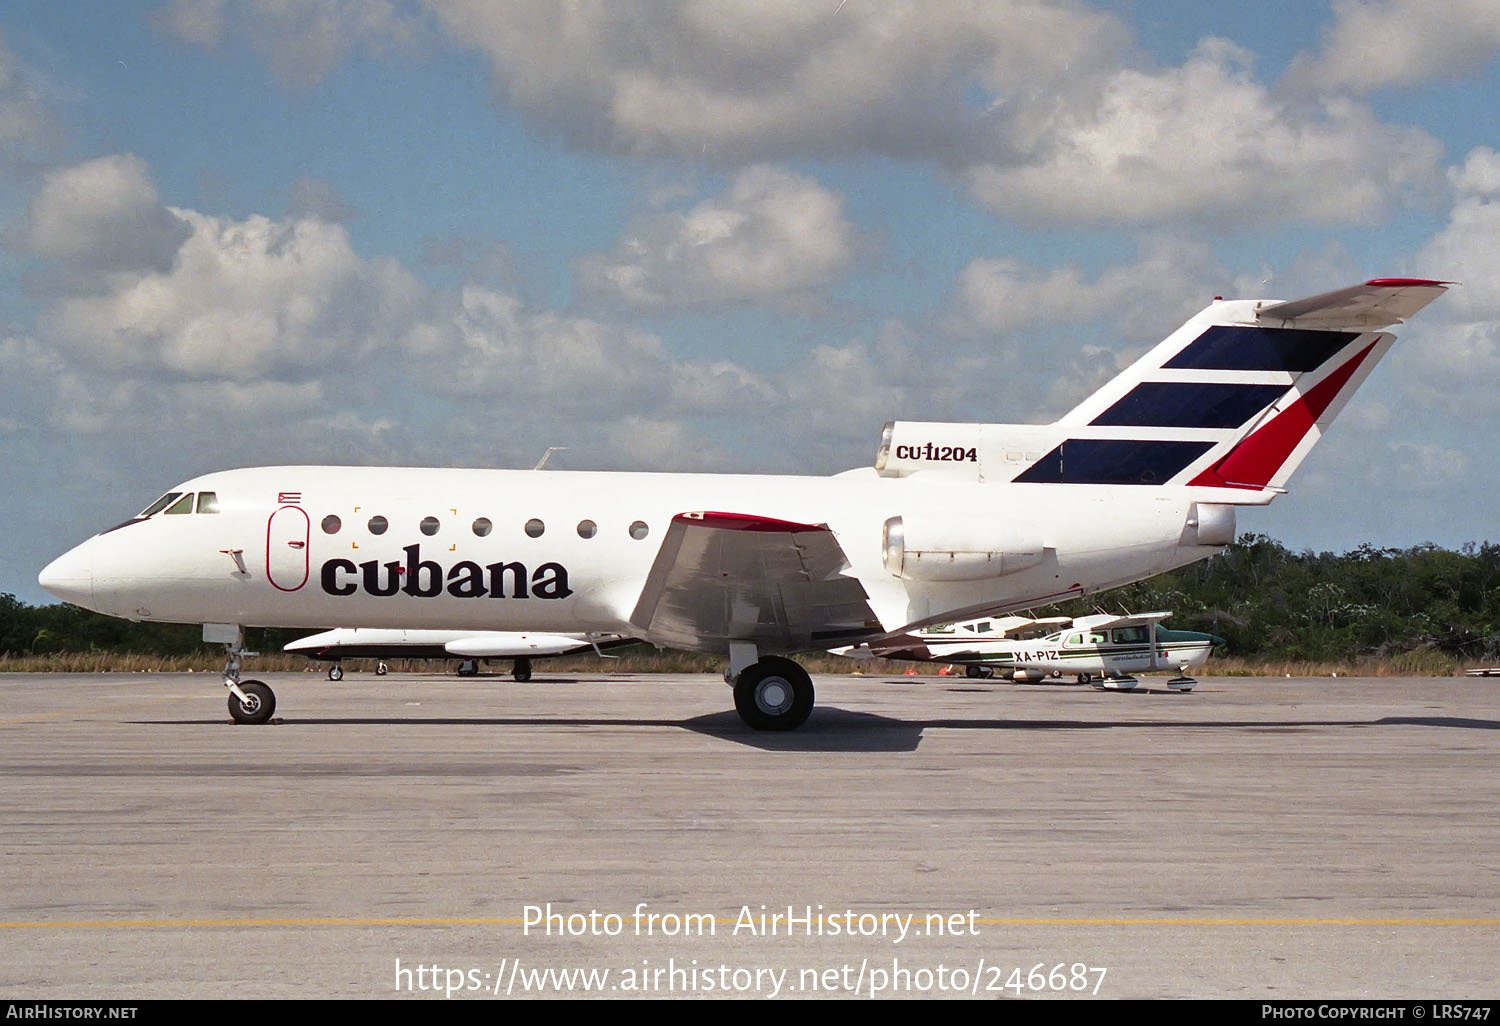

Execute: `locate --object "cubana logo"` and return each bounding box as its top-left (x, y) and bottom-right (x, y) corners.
top-left (320, 545), bottom-right (573, 600)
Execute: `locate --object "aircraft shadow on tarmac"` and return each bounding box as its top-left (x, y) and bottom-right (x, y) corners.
top-left (136, 702), bottom-right (1500, 753)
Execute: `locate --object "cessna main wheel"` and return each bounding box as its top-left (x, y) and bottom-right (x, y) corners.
top-left (733, 657), bottom-right (814, 731)
top-left (228, 680), bottom-right (276, 725)
top-left (327, 663), bottom-right (343, 681)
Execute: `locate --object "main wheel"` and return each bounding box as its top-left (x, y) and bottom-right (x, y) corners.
top-left (228, 680), bottom-right (276, 724)
top-left (733, 657), bottom-right (814, 731)
top-left (514, 658), bottom-right (532, 682)
top-left (457, 660), bottom-right (478, 677)
top-left (327, 664), bottom-right (343, 681)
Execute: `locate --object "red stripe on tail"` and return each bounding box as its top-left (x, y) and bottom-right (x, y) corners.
top-left (1188, 341), bottom-right (1378, 490)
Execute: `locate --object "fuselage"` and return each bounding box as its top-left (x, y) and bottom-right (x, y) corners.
top-left (38, 464), bottom-right (1223, 650)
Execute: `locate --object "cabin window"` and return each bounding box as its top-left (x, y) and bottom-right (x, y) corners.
top-left (629, 521), bottom-right (649, 540)
top-left (975, 622), bottom-right (992, 633)
top-left (1113, 626), bottom-right (1148, 644)
top-left (164, 493), bottom-right (195, 515)
top-left (139, 492), bottom-right (183, 517)
top-left (419, 516), bottom-right (440, 536)
top-left (577, 519), bottom-right (596, 539)
top-left (368, 515), bottom-right (388, 535)
top-left (1065, 633), bottom-right (1083, 647)
top-left (321, 515), bottom-right (341, 534)
top-left (525, 518), bottom-right (545, 538)
top-left (196, 492), bottom-right (220, 514)
top-left (472, 517), bottom-right (492, 537)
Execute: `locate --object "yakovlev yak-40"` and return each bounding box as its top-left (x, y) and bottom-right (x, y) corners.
top-left (39, 279), bottom-right (1448, 730)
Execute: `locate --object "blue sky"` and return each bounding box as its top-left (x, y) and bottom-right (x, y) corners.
top-left (3, 0), bottom-right (1500, 604)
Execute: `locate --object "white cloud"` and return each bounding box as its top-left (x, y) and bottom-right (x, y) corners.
top-left (1289, 0), bottom-right (1500, 95)
top-left (25, 154), bottom-right (191, 276)
top-left (159, 0), bottom-right (431, 87)
top-left (390, 0), bottom-right (1127, 162)
top-left (39, 204), bottom-right (420, 381)
top-left (20, 155), bottom-right (836, 476)
top-left (0, 32), bottom-right (50, 157)
top-left (1388, 441), bottom-right (1469, 484)
top-left (947, 236), bottom-right (1229, 337)
top-left (1447, 147), bottom-right (1500, 200)
top-left (578, 165), bottom-right (861, 309)
top-left (964, 39), bottom-right (1442, 227)
top-left (1374, 148), bottom-right (1500, 417)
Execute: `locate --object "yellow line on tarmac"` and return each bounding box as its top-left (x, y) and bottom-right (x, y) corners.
top-left (3, 916), bottom-right (1498, 930)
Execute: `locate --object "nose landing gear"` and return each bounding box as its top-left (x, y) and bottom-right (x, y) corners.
top-left (220, 641), bottom-right (276, 725)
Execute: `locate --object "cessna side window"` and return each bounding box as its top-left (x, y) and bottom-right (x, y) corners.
top-left (472, 517), bottom-right (492, 537)
top-left (322, 515), bottom-right (341, 534)
top-left (577, 519), bottom-right (596, 539)
top-left (525, 518), bottom-right (545, 538)
top-left (1114, 626), bottom-right (1148, 644)
top-left (196, 492), bottom-right (220, 514)
top-left (975, 622), bottom-right (992, 633)
top-left (629, 521), bottom-right (649, 540)
top-left (419, 516), bottom-right (440, 536)
top-left (139, 492), bottom-right (182, 517)
top-left (1065, 633), bottom-right (1084, 647)
top-left (368, 515), bottom-right (388, 535)
top-left (164, 493), bottom-right (195, 515)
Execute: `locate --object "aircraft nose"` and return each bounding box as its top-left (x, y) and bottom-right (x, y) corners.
top-left (38, 546), bottom-right (93, 606)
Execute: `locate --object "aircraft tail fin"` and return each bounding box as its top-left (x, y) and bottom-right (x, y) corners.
top-left (875, 279), bottom-right (1450, 503)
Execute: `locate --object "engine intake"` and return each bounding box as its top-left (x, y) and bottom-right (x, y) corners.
top-left (882, 514), bottom-right (1046, 581)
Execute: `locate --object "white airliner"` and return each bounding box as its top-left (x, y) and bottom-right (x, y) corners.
top-left (284, 628), bottom-right (631, 680)
top-left (37, 278), bottom-right (1448, 730)
top-left (834, 611), bottom-right (1222, 690)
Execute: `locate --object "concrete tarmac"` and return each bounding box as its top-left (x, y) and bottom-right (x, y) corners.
top-left (1, 669), bottom-right (1497, 999)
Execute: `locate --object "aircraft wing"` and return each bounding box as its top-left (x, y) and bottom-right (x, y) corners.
top-left (1067, 610), bottom-right (1174, 633)
top-left (444, 633), bottom-right (625, 658)
top-left (988, 615), bottom-right (1073, 637)
top-left (629, 511), bottom-right (883, 651)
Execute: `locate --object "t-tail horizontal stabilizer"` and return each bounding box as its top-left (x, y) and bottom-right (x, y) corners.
top-left (874, 278), bottom-right (1450, 503)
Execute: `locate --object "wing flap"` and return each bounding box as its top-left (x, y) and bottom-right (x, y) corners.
top-left (629, 511), bottom-right (880, 651)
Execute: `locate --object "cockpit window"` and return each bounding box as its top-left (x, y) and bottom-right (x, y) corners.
top-left (139, 492), bottom-right (183, 517)
top-left (164, 493), bottom-right (195, 515)
top-left (196, 492), bottom-right (220, 514)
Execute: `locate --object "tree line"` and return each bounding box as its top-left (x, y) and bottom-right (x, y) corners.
top-left (1041, 535), bottom-right (1500, 664)
top-left (3, 535), bottom-right (1499, 664)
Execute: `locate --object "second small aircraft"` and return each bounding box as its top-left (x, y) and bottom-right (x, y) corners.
top-left (835, 611), bottom-right (1222, 690)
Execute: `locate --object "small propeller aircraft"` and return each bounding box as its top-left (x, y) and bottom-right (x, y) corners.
top-left (833, 611), bottom-right (1223, 690)
top-left (284, 628), bottom-right (634, 680)
top-left (37, 278), bottom-right (1449, 729)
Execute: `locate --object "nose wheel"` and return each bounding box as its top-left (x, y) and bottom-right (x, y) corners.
top-left (220, 638), bottom-right (276, 724)
top-left (227, 679), bottom-right (276, 724)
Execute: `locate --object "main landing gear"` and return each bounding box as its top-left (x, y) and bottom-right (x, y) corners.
top-left (222, 643), bottom-right (276, 724)
top-left (725, 644), bottom-right (814, 731)
top-left (513, 657), bottom-right (532, 683)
